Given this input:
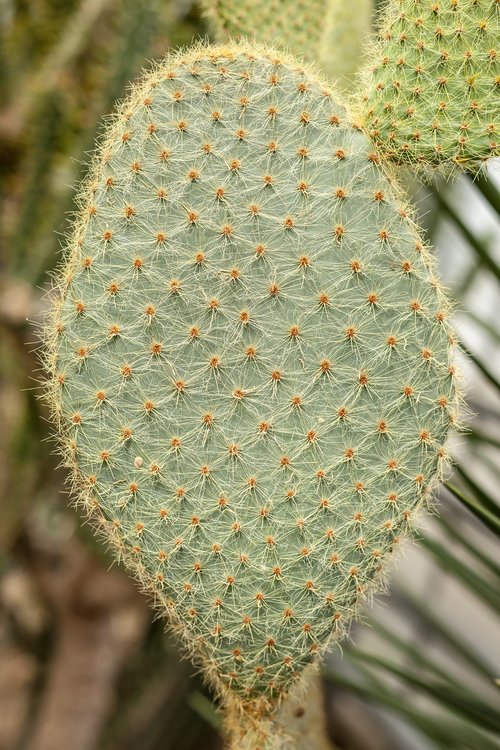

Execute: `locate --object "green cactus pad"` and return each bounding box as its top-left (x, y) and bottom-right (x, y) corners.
top-left (46, 42), bottom-right (458, 710)
top-left (361, 0), bottom-right (499, 169)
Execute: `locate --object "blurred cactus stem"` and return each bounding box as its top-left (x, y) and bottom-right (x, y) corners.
top-left (224, 669), bottom-right (335, 750)
top-left (3, 0), bottom-right (111, 137)
top-left (199, 0), bottom-right (374, 90)
top-left (320, 0), bottom-right (374, 90)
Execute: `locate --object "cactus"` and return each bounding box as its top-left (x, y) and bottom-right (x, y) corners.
top-left (360, 0), bottom-right (499, 170)
top-left (320, 0), bottom-right (374, 87)
top-left (199, 0), bottom-right (373, 89)
top-left (199, 0), bottom-right (329, 61)
top-left (44, 39), bottom-right (459, 748)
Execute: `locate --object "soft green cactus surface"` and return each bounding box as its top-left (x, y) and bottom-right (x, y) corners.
top-left (47, 41), bottom-right (458, 715)
top-left (361, 0), bottom-right (499, 169)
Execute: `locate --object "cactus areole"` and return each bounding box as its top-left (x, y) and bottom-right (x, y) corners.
top-left (46, 41), bottom-right (458, 740)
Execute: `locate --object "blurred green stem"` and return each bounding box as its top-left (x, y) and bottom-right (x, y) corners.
top-left (6, 0), bottom-right (113, 134)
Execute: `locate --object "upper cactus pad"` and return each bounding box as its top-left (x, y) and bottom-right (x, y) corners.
top-left (361, 0), bottom-right (499, 169)
top-left (46, 42), bottom-right (458, 712)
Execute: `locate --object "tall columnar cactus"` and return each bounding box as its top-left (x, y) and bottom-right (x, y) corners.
top-left (360, 0), bottom-right (499, 169)
top-left (45, 40), bottom-right (460, 748)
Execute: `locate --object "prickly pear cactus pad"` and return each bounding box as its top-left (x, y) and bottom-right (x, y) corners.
top-left (361, 0), bottom-right (499, 169)
top-left (46, 41), bottom-right (458, 727)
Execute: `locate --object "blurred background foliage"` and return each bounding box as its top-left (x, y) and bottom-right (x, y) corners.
top-left (0, 2), bottom-right (498, 749)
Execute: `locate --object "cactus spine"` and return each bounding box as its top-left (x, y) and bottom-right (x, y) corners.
top-left (44, 38), bottom-right (460, 749)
